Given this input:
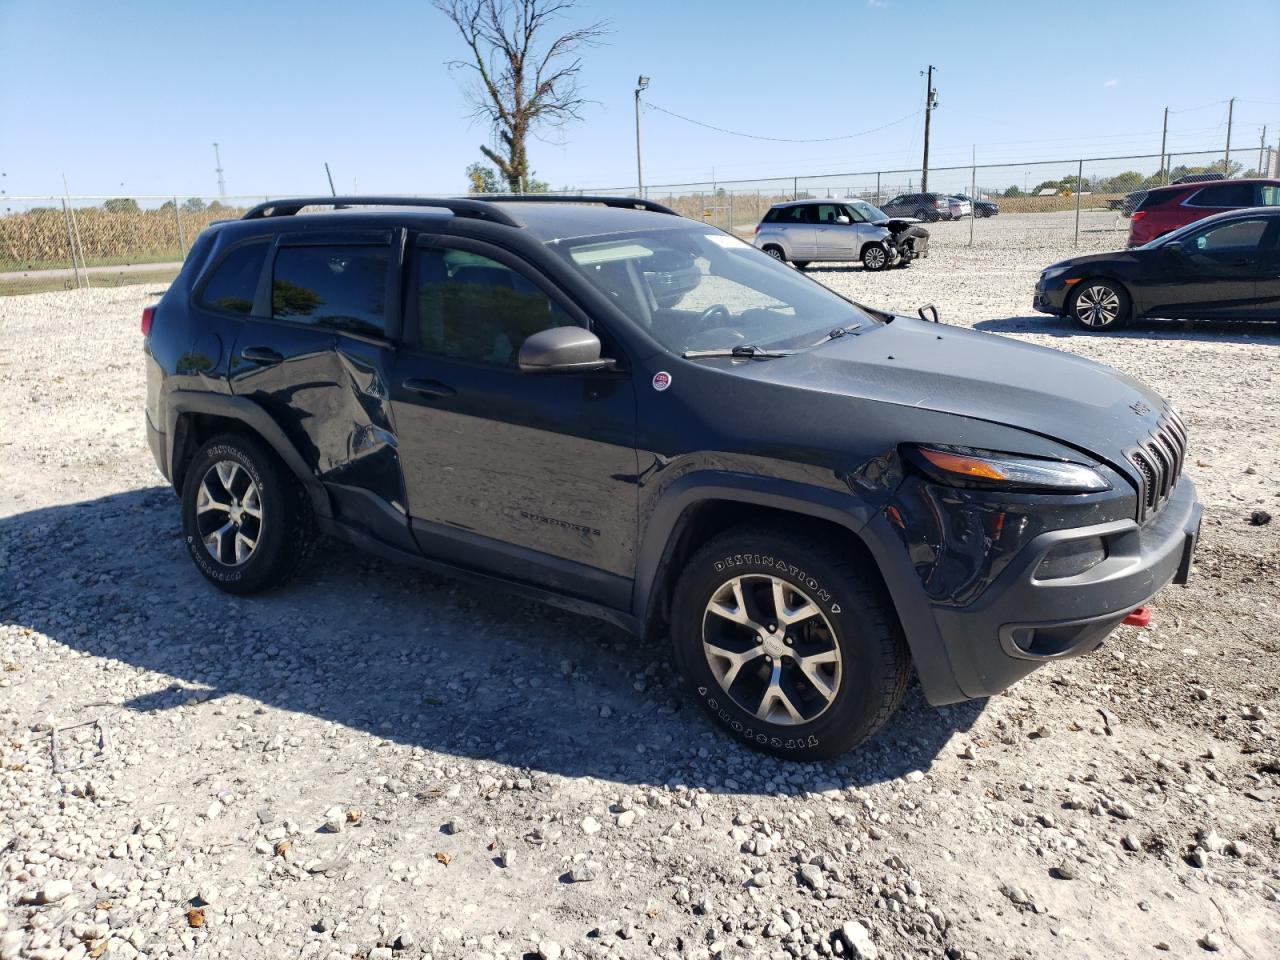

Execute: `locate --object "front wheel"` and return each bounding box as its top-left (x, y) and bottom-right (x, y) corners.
top-left (670, 526), bottom-right (911, 760)
top-left (1069, 279), bottom-right (1131, 331)
top-left (861, 244), bottom-right (889, 271)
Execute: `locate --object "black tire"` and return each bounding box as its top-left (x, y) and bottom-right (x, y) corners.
top-left (861, 244), bottom-right (889, 272)
top-left (792, 261), bottom-right (810, 270)
top-left (181, 432), bottom-right (316, 594)
top-left (913, 208), bottom-right (934, 223)
top-left (762, 245), bottom-right (787, 263)
top-left (1068, 278), bottom-right (1131, 331)
top-left (670, 524), bottom-right (911, 760)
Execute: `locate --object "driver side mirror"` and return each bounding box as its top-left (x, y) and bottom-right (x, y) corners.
top-left (519, 326), bottom-right (614, 373)
top-left (835, 215), bottom-right (852, 225)
top-left (1162, 238), bottom-right (1187, 254)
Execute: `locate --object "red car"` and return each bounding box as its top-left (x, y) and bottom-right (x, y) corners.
top-left (1129, 178), bottom-right (1280, 247)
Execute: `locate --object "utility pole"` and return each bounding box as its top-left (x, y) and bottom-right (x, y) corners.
top-left (1159, 106), bottom-right (1168, 181)
top-left (1259, 126), bottom-right (1267, 176)
top-left (213, 142), bottom-right (226, 198)
top-left (921, 65), bottom-right (937, 192)
top-left (635, 75), bottom-right (649, 198)
top-left (1224, 98), bottom-right (1235, 175)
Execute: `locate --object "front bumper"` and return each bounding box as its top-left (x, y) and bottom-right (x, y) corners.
top-left (929, 478), bottom-right (1201, 700)
top-left (1033, 274), bottom-right (1071, 315)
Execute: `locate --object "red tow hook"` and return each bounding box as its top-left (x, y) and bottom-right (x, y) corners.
top-left (1123, 606), bottom-right (1152, 627)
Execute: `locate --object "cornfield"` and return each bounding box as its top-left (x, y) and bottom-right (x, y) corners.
top-left (0, 204), bottom-right (247, 270)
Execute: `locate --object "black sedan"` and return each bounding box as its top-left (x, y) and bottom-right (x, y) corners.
top-left (1034, 207), bottom-right (1280, 330)
top-left (954, 193), bottom-right (999, 218)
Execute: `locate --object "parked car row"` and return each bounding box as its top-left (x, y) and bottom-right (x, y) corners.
top-left (878, 192), bottom-right (998, 221)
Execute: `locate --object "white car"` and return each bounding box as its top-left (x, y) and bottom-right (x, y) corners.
top-left (753, 199), bottom-right (930, 271)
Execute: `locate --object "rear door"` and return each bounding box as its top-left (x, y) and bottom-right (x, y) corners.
top-left (388, 235), bottom-right (638, 607)
top-left (1252, 217), bottom-right (1280, 318)
top-left (1139, 216), bottom-right (1269, 319)
top-left (228, 230), bottom-right (410, 543)
top-left (773, 205), bottom-right (816, 259)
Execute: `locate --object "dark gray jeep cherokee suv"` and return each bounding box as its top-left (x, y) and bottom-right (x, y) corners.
top-left (144, 195), bottom-right (1201, 759)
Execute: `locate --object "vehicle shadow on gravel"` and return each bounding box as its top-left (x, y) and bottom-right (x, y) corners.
top-left (976, 314), bottom-right (1280, 343)
top-left (1, 487), bottom-right (984, 793)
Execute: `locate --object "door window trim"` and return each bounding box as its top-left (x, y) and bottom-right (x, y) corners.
top-left (403, 233), bottom-right (627, 371)
top-left (251, 230), bottom-right (404, 343)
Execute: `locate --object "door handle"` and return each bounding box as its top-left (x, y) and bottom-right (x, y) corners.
top-left (240, 346), bottom-right (284, 364)
top-left (401, 378), bottom-right (456, 399)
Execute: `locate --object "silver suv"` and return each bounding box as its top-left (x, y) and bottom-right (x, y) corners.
top-left (753, 199), bottom-right (929, 271)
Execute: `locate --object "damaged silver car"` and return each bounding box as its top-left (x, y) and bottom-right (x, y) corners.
top-left (753, 199), bottom-right (929, 271)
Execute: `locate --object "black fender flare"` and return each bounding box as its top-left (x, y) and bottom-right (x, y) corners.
top-left (631, 469), bottom-right (965, 706)
top-left (165, 390), bottom-right (332, 518)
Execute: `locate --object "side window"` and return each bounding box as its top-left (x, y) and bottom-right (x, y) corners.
top-left (413, 248), bottom-right (573, 366)
top-left (197, 242), bottom-right (268, 316)
top-left (776, 206), bottom-right (809, 224)
top-left (1259, 185), bottom-right (1280, 206)
top-left (271, 244), bottom-right (389, 337)
top-left (886, 196), bottom-right (905, 206)
top-left (1188, 218), bottom-right (1268, 252)
top-left (841, 205), bottom-right (866, 223)
top-left (1187, 183), bottom-right (1255, 208)
top-left (813, 204), bottom-right (840, 224)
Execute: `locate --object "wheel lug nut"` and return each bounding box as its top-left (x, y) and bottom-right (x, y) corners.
top-left (768, 624), bottom-right (777, 632)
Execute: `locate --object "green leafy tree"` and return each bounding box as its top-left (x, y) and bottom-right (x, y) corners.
top-left (1002, 185), bottom-right (1024, 198)
top-left (103, 198), bottom-right (140, 213)
top-left (182, 197), bottom-right (207, 213)
top-left (466, 162), bottom-right (503, 194)
top-left (434, 0), bottom-right (609, 193)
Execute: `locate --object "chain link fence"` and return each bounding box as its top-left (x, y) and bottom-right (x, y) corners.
top-left (0, 147), bottom-right (1265, 296)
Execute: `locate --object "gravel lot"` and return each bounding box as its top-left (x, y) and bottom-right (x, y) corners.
top-left (2, 212), bottom-right (1278, 960)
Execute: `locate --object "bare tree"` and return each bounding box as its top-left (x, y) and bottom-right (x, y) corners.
top-left (433, 0), bottom-right (608, 192)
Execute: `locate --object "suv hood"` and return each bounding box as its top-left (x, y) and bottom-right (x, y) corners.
top-left (750, 317), bottom-right (1167, 475)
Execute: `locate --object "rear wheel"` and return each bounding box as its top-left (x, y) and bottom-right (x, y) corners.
top-left (670, 525), bottom-right (911, 760)
top-left (181, 433), bottom-right (316, 594)
top-left (913, 208), bottom-right (933, 223)
top-left (1069, 279), bottom-right (1131, 331)
top-left (793, 260), bottom-right (810, 270)
top-left (762, 245), bottom-right (787, 263)
top-left (861, 244), bottom-right (889, 271)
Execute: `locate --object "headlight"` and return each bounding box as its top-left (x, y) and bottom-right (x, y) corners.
top-left (906, 444), bottom-right (1110, 492)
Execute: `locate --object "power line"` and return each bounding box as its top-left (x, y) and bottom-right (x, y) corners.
top-left (640, 100), bottom-right (922, 143)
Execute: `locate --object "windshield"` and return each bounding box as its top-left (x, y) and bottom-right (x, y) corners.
top-left (849, 200), bottom-right (888, 221)
top-left (548, 226), bottom-right (874, 353)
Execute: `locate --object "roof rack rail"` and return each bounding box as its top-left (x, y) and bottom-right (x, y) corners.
top-left (471, 194), bottom-right (679, 216)
top-left (240, 196), bottom-right (523, 227)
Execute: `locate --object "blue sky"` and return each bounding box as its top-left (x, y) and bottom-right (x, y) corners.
top-left (1, 0), bottom-right (1277, 199)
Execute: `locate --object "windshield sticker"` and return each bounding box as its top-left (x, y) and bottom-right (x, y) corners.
top-left (652, 371), bottom-right (672, 392)
top-left (569, 242), bottom-right (655, 265)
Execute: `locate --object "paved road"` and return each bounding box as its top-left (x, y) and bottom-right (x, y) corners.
top-left (0, 260), bottom-right (182, 281)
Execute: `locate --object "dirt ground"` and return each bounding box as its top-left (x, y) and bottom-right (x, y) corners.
top-left (1, 212), bottom-right (1278, 960)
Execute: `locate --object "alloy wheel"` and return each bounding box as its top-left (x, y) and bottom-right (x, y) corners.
top-left (1075, 284), bottom-right (1121, 327)
top-left (863, 247), bottom-right (887, 270)
top-left (765, 248), bottom-right (784, 261)
top-left (195, 460), bottom-right (262, 566)
top-left (702, 575), bottom-right (842, 725)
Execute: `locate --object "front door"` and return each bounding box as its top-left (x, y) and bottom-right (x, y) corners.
top-left (389, 236), bottom-right (638, 608)
top-left (1140, 217), bottom-right (1268, 319)
top-left (228, 230), bottom-right (408, 535)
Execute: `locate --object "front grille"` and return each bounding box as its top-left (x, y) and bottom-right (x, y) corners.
top-left (1129, 409), bottom-right (1188, 521)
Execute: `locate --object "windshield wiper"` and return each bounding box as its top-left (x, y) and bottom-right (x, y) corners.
top-left (681, 344), bottom-right (794, 360)
top-left (812, 325), bottom-right (866, 346)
